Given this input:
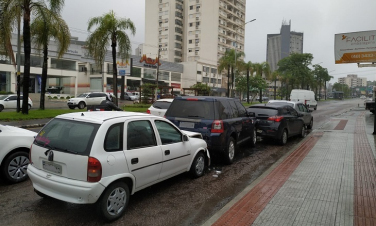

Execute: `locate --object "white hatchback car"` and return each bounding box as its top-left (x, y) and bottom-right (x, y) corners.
top-left (147, 98), bottom-right (174, 117)
top-left (0, 124), bottom-right (37, 183)
top-left (0, 94), bottom-right (33, 112)
top-left (27, 111), bottom-right (209, 222)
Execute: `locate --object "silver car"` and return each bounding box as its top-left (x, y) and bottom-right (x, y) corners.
top-left (268, 100), bottom-right (313, 129)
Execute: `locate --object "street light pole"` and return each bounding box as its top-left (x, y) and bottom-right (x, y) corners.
top-left (236, 19), bottom-right (255, 99)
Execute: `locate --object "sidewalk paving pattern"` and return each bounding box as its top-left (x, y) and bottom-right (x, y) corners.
top-left (208, 110), bottom-right (376, 226)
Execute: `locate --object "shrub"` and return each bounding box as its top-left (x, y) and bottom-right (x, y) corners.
top-left (66, 96), bottom-right (70, 99)
top-left (60, 96), bottom-right (65, 99)
top-left (53, 96), bottom-right (58, 99)
top-left (48, 96), bottom-right (52, 99)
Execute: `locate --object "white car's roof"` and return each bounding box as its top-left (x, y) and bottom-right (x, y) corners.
top-left (268, 100), bottom-right (299, 105)
top-left (55, 111), bottom-right (161, 124)
top-left (155, 98), bottom-right (174, 102)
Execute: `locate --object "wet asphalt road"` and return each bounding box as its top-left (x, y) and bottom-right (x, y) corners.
top-left (0, 98), bottom-right (365, 226)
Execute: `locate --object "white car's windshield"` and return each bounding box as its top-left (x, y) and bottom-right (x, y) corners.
top-left (0, 95), bottom-right (8, 100)
top-left (77, 93), bottom-right (88, 98)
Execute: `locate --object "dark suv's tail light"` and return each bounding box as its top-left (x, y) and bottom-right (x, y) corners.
top-left (211, 120), bottom-right (224, 133)
top-left (267, 116), bottom-right (284, 122)
top-left (87, 157), bottom-right (102, 182)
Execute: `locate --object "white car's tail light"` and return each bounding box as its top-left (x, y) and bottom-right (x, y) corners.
top-left (87, 157), bottom-right (102, 182)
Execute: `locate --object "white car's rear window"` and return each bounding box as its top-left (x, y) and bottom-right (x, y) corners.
top-left (34, 119), bottom-right (100, 155)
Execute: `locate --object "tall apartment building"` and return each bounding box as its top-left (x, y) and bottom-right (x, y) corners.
top-left (338, 74), bottom-right (367, 88)
top-left (143, 0), bottom-right (246, 93)
top-left (266, 21), bottom-right (304, 73)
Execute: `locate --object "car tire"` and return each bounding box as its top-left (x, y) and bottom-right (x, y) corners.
top-left (314, 105), bottom-right (317, 110)
top-left (0, 151), bottom-right (29, 184)
top-left (278, 129), bottom-right (288, 145)
top-left (97, 181), bottom-right (129, 222)
top-left (300, 125), bottom-right (306, 138)
top-left (250, 129), bottom-right (257, 147)
top-left (307, 119), bottom-right (313, 129)
top-left (78, 102), bottom-right (86, 109)
top-left (34, 189), bottom-right (52, 199)
top-left (190, 152), bottom-right (206, 178)
top-left (68, 106), bottom-right (75, 109)
top-left (0, 104), bottom-right (4, 112)
top-left (224, 137), bottom-right (236, 165)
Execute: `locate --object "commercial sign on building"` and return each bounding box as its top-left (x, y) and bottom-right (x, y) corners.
top-left (335, 30), bottom-right (376, 64)
top-left (117, 60), bottom-right (130, 76)
top-left (139, 54), bottom-right (161, 68)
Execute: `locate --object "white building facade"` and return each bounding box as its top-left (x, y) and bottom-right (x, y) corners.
top-left (338, 74), bottom-right (367, 88)
top-left (143, 0), bottom-right (247, 95)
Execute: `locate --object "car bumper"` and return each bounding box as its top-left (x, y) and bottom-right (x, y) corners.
top-left (205, 133), bottom-right (227, 153)
top-left (67, 102), bottom-right (78, 107)
top-left (27, 164), bottom-right (105, 204)
top-left (256, 126), bottom-right (281, 140)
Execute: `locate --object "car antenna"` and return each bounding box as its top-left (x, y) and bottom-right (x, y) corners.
top-left (81, 113), bottom-right (84, 116)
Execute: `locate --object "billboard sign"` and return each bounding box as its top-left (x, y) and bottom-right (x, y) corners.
top-left (335, 30), bottom-right (376, 64)
top-left (117, 60), bottom-right (130, 76)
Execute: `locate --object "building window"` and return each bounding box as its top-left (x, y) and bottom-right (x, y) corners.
top-left (197, 71), bottom-right (201, 74)
top-left (171, 73), bottom-right (181, 82)
top-left (189, 40), bottom-right (192, 44)
top-left (190, 5), bottom-right (193, 10)
top-left (189, 23), bottom-right (193, 27)
top-left (202, 77), bottom-right (209, 83)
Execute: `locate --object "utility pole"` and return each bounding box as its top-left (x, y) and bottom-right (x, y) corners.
top-left (16, 13), bottom-right (21, 112)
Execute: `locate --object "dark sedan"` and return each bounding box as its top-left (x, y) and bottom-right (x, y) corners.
top-left (247, 104), bottom-right (306, 145)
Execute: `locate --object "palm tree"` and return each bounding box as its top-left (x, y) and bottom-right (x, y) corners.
top-left (0, 0), bottom-right (65, 114)
top-left (87, 10), bottom-right (136, 106)
top-left (253, 62), bottom-right (270, 102)
top-left (30, 9), bottom-right (70, 110)
top-left (242, 61), bottom-right (254, 103)
top-left (218, 49), bottom-right (244, 97)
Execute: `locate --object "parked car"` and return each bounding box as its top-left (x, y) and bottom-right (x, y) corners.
top-left (247, 103), bottom-right (306, 145)
top-left (147, 98), bottom-right (174, 117)
top-left (360, 95), bottom-right (366, 99)
top-left (165, 96), bottom-right (256, 164)
top-left (268, 100), bottom-right (313, 129)
top-left (27, 111), bottom-right (209, 222)
top-left (0, 94), bottom-right (33, 112)
top-left (290, 89), bottom-right (317, 110)
top-left (67, 92), bottom-right (107, 109)
top-left (0, 124), bottom-right (37, 183)
top-left (124, 92), bottom-right (138, 101)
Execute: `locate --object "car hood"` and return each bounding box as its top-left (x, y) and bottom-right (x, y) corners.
top-left (181, 130), bottom-right (203, 139)
top-left (0, 124), bottom-right (37, 137)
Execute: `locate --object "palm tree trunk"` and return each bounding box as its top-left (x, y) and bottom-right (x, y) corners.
top-left (246, 69), bottom-right (249, 103)
top-left (227, 65), bottom-right (230, 97)
top-left (40, 44), bottom-right (48, 110)
top-left (231, 66), bottom-right (234, 97)
top-left (274, 78), bottom-right (277, 100)
top-left (22, 7), bottom-right (31, 114)
top-left (111, 41), bottom-right (118, 106)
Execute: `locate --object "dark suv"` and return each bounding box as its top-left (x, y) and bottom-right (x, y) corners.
top-left (165, 96), bottom-right (256, 164)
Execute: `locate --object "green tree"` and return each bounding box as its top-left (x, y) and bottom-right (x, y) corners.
top-left (30, 9), bottom-right (70, 110)
top-left (0, 0), bottom-right (65, 114)
top-left (218, 49), bottom-right (244, 97)
top-left (240, 61), bottom-right (254, 103)
top-left (333, 83), bottom-right (350, 98)
top-left (253, 62), bottom-right (270, 102)
top-left (190, 83), bottom-right (210, 96)
top-left (277, 53), bottom-right (314, 90)
top-left (87, 10), bottom-right (136, 106)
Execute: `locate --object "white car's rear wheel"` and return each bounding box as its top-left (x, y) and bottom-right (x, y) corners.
top-left (97, 181), bottom-right (129, 222)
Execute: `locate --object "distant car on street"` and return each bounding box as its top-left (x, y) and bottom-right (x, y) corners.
top-left (268, 100), bottom-right (313, 129)
top-left (147, 98), bottom-right (174, 117)
top-left (247, 103), bottom-right (306, 145)
top-left (67, 92), bottom-right (107, 109)
top-left (0, 124), bottom-right (37, 183)
top-left (0, 94), bottom-right (33, 112)
top-left (360, 95), bottom-right (366, 99)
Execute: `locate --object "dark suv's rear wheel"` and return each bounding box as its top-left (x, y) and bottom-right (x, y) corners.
top-left (224, 137), bottom-right (236, 164)
top-left (279, 129), bottom-right (288, 145)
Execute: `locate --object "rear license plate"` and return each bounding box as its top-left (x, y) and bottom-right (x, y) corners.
top-left (180, 122), bottom-right (194, 128)
top-left (42, 161), bottom-right (62, 174)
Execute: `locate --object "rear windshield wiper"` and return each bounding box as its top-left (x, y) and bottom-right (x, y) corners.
top-left (61, 149), bottom-right (78, 154)
top-left (153, 106), bottom-right (162, 109)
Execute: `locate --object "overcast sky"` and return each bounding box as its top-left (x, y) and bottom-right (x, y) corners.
top-left (61, 0), bottom-right (376, 84)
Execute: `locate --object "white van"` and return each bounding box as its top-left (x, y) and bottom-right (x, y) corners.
top-left (290, 89), bottom-right (318, 110)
